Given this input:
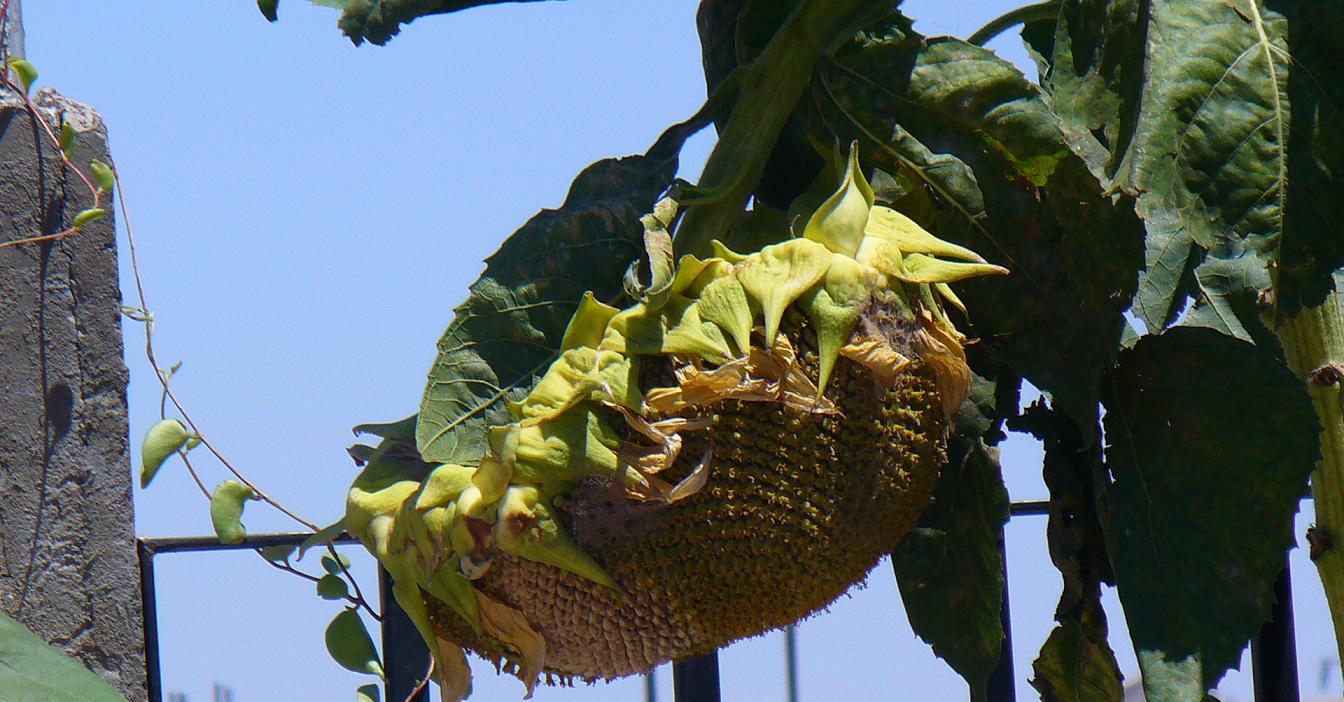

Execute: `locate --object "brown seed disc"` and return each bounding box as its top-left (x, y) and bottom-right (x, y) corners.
top-left (426, 318), bottom-right (948, 684)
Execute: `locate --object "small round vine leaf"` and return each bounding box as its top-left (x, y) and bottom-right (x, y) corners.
top-left (58, 123), bottom-right (77, 158)
top-left (356, 683), bottom-right (380, 702)
top-left (325, 608), bottom-right (385, 678)
top-left (89, 160), bottom-right (115, 192)
top-left (210, 480), bottom-right (258, 545)
top-left (6, 58), bottom-right (37, 94)
top-left (72, 208), bottom-right (106, 229)
top-left (321, 552), bottom-right (352, 575)
top-left (141, 418), bottom-right (190, 488)
top-left (316, 574), bottom-right (350, 600)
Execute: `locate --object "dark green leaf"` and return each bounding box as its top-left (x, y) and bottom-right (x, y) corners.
top-left (352, 414), bottom-right (416, 441)
top-left (325, 609), bottom-right (384, 677)
top-left (257, 0), bottom-right (279, 22)
top-left (1102, 326), bottom-right (1319, 692)
top-left (416, 152), bottom-right (675, 464)
top-left (814, 28), bottom-right (1144, 425)
top-left (892, 440), bottom-right (1010, 698)
top-left (317, 574), bottom-right (351, 600)
top-left (356, 683), bottom-right (380, 702)
top-left (1032, 620), bottom-right (1124, 702)
top-left (1037, 0), bottom-right (1145, 189)
top-left (1009, 404), bottom-right (1122, 702)
top-left (322, 552), bottom-right (352, 575)
top-left (1046, 0), bottom-right (1344, 327)
top-left (0, 613), bottom-right (128, 702)
top-left (336, 0), bottom-right (567, 46)
top-left (1183, 250), bottom-right (1280, 352)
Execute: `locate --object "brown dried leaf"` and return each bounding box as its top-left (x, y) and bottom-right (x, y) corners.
top-left (840, 335), bottom-right (913, 387)
top-left (477, 590), bottom-right (547, 698)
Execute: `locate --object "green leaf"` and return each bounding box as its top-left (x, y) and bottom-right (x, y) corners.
top-left (1102, 327), bottom-right (1319, 692)
top-left (1046, 0), bottom-right (1344, 326)
top-left (210, 480), bottom-right (259, 545)
top-left (89, 160), bottom-right (115, 193)
top-left (336, 0), bottom-right (567, 46)
top-left (59, 123), bottom-right (77, 159)
top-left (0, 612), bottom-right (129, 702)
top-left (892, 439), bottom-right (1009, 698)
top-left (322, 552), bottom-right (352, 575)
top-left (352, 414), bottom-right (416, 441)
top-left (72, 208), bottom-right (106, 229)
top-left (257, 0), bottom-right (280, 21)
top-left (7, 58), bottom-right (37, 94)
top-left (356, 683), bottom-right (380, 702)
top-left (416, 152), bottom-right (675, 464)
top-left (258, 544), bottom-right (296, 563)
top-left (298, 518), bottom-right (348, 560)
top-left (1009, 404), bottom-right (1122, 702)
top-left (814, 25), bottom-right (1144, 426)
top-left (140, 418), bottom-right (190, 488)
top-left (325, 608), bottom-right (385, 678)
top-left (1032, 620), bottom-right (1124, 702)
top-left (317, 574), bottom-right (351, 600)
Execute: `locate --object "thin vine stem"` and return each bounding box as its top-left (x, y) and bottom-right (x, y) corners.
top-left (966, 0), bottom-right (1058, 47)
top-left (406, 658), bottom-right (434, 702)
top-left (2, 0), bottom-right (384, 650)
top-left (113, 168), bottom-right (319, 531)
top-left (258, 551), bottom-right (381, 621)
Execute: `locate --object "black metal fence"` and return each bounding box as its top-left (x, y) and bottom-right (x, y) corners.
top-left (136, 498), bottom-right (1302, 702)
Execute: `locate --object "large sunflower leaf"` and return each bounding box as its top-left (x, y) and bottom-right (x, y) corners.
top-left (0, 613), bottom-right (129, 702)
top-left (1101, 326), bottom-right (1318, 694)
top-left (416, 152), bottom-right (675, 464)
top-left (891, 438), bottom-right (1010, 700)
top-left (813, 27), bottom-right (1144, 425)
top-left (1045, 0), bottom-right (1344, 330)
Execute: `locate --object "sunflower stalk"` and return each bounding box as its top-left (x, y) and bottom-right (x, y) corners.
top-left (673, 0), bottom-right (885, 258)
top-left (1277, 288), bottom-right (1344, 668)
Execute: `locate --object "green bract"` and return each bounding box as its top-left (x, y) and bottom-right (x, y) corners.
top-left (346, 146), bottom-right (1005, 699)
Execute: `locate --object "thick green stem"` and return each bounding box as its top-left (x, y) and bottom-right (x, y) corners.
top-left (1277, 289), bottom-right (1344, 667)
top-left (966, 1), bottom-right (1058, 47)
top-left (674, 0), bottom-right (881, 258)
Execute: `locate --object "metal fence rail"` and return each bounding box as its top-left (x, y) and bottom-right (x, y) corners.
top-left (136, 499), bottom-right (1302, 702)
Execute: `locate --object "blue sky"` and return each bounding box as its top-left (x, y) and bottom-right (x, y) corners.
top-left (21, 1), bottom-right (1341, 700)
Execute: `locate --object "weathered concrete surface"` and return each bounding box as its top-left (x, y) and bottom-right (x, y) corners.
top-left (0, 88), bottom-right (148, 701)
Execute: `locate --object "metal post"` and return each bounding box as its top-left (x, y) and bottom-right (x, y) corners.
top-left (986, 529), bottom-right (1016, 702)
top-left (785, 625), bottom-right (799, 702)
top-left (673, 652), bottom-right (721, 702)
top-left (379, 568), bottom-right (431, 702)
top-left (645, 670), bottom-right (658, 702)
top-left (1251, 566), bottom-right (1300, 702)
top-left (138, 542), bottom-right (163, 702)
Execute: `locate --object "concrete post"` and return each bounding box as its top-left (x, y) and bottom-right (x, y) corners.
top-left (0, 35), bottom-right (149, 700)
